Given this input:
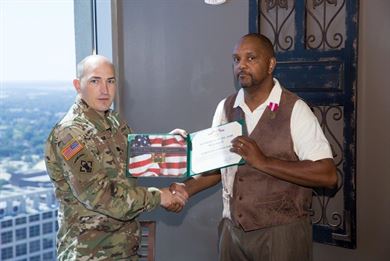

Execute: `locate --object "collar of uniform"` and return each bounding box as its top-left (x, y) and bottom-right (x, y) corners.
top-left (233, 78), bottom-right (282, 111)
top-left (75, 96), bottom-right (112, 131)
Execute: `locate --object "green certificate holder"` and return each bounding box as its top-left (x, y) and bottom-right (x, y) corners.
top-left (127, 121), bottom-right (244, 178)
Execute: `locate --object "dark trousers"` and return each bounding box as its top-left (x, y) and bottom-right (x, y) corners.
top-left (218, 218), bottom-right (312, 261)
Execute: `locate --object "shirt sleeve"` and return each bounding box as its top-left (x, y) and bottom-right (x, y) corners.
top-left (212, 98), bottom-right (228, 127)
top-left (291, 100), bottom-right (333, 161)
top-left (45, 124), bottom-right (161, 221)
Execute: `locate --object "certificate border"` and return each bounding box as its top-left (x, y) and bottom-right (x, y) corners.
top-left (187, 120), bottom-right (245, 176)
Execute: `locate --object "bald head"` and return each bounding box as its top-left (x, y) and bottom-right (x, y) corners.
top-left (76, 55), bottom-right (115, 80)
top-left (73, 55), bottom-right (117, 113)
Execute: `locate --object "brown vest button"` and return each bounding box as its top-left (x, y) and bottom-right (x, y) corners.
top-left (238, 178), bottom-right (243, 182)
top-left (238, 214), bottom-right (242, 218)
top-left (238, 196), bottom-right (242, 200)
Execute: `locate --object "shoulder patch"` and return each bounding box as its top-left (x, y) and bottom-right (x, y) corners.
top-left (61, 138), bottom-right (84, 160)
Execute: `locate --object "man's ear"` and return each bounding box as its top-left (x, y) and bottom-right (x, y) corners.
top-left (73, 79), bottom-right (81, 93)
top-left (268, 57), bottom-right (277, 74)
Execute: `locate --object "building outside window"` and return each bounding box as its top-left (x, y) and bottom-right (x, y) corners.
top-left (29, 225), bottom-right (40, 238)
top-left (29, 239), bottom-right (41, 253)
top-left (15, 243), bottom-right (27, 257)
top-left (0, 1), bottom-right (76, 260)
top-left (1, 230), bottom-right (13, 244)
top-left (15, 227), bottom-right (27, 240)
top-left (43, 238), bottom-right (54, 250)
top-left (1, 220), bottom-right (13, 228)
top-left (42, 222), bottom-right (53, 234)
top-left (1, 247), bottom-right (13, 260)
top-left (42, 211), bottom-right (53, 219)
top-left (15, 217), bottom-right (27, 225)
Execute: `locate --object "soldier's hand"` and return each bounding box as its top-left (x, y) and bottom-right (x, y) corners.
top-left (163, 183), bottom-right (189, 212)
top-left (169, 128), bottom-right (188, 139)
top-left (169, 182), bottom-right (189, 201)
top-left (160, 187), bottom-right (186, 212)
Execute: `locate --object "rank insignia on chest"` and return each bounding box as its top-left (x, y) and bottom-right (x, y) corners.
top-left (61, 138), bottom-right (83, 160)
top-left (80, 160), bottom-right (93, 173)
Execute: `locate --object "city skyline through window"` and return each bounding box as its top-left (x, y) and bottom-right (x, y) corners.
top-left (0, 1), bottom-right (76, 260)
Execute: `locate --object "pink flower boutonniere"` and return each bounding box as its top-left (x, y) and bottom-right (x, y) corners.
top-left (268, 102), bottom-right (279, 119)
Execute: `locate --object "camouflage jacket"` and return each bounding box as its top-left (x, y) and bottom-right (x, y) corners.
top-left (45, 97), bottom-right (161, 261)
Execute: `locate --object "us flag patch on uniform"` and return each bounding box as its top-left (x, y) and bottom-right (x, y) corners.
top-left (61, 138), bottom-right (83, 160)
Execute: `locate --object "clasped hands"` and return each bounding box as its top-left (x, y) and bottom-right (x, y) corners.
top-left (159, 128), bottom-right (189, 212)
top-left (159, 183), bottom-right (189, 213)
top-left (158, 128), bottom-right (265, 212)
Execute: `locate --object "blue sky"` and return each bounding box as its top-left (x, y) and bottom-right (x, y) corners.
top-left (0, 0), bottom-right (76, 83)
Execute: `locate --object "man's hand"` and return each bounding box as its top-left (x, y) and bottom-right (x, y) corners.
top-left (230, 136), bottom-right (338, 188)
top-left (160, 187), bottom-right (187, 212)
top-left (230, 136), bottom-right (267, 170)
top-left (162, 183), bottom-right (189, 213)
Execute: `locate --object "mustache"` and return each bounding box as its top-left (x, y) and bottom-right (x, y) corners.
top-left (237, 71), bottom-right (251, 77)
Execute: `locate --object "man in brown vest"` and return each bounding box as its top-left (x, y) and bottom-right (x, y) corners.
top-left (169, 33), bottom-right (337, 261)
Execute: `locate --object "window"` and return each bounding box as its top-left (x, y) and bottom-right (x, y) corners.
top-left (1, 1), bottom-right (76, 175)
top-left (16, 243), bottom-right (27, 257)
top-left (43, 238), bottom-right (54, 249)
top-left (42, 222), bottom-right (53, 234)
top-left (29, 255), bottom-right (40, 261)
top-left (1, 220), bottom-right (13, 228)
top-left (29, 240), bottom-right (40, 253)
top-left (1, 14), bottom-right (76, 261)
top-left (15, 228), bottom-right (27, 241)
top-left (1, 231), bottom-right (13, 244)
top-left (15, 217), bottom-right (27, 225)
top-left (43, 251), bottom-right (54, 260)
top-left (29, 225), bottom-right (40, 237)
top-left (42, 212), bottom-right (53, 219)
top-left (29, 215), bottom-right (40, 223)
top-left (1, 247), bottom-right (13, 260)
top-left (0, 1), bottom-right (104, 260)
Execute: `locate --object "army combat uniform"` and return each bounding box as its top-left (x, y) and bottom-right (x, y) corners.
top-left (45, 97), bottom-right (161, 261)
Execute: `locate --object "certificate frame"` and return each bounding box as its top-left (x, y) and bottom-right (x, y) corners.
top-left (127, 121), bottom-right (244, 178)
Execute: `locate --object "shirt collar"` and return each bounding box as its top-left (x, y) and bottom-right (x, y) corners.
top-left (75, 96), bottom-right (112, 131)
top-left (233, 78), bottom-right (282, 110)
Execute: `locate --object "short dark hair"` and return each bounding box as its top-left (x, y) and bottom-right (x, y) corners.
top-left (242, 33), bottom-right (275, 58)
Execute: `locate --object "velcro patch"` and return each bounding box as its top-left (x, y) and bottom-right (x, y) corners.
top-left (80, 160), bottom-right (93, 173)
top-left (61, 138), bottom-right (83, 160)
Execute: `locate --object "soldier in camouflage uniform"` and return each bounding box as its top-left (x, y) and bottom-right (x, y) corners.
top-left (45, 55), bottom-right (186, 260)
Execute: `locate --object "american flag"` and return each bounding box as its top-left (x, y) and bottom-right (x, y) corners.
top-left (61, 139), bottom-right (83, 160)
top-left (128, 134), bottom-right (187, 177)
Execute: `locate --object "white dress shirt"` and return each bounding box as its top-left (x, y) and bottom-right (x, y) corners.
top-left (212, 79), bottom-right (333, 219)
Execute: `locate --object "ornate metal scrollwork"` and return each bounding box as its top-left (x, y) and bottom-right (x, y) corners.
top-left (306, 0), bottom-right (346, 50)
top-left (259, 0), bottom-right (295, 51)
top-left (310, 105), bottom-right (344, 229)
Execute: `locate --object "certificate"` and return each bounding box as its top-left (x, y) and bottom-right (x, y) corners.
top-left (188, 121), bottom-right (244, 174)
top-left (127, 121), bottom-right (244, 178)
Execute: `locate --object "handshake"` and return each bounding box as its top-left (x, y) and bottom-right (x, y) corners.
top-left (159, 183), bottom-right (189, 213)
top-left (157, 128), bottom-right (190, 213)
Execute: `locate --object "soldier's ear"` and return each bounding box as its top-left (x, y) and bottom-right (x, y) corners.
top-left (73, 79), bottom-right (81, 93)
